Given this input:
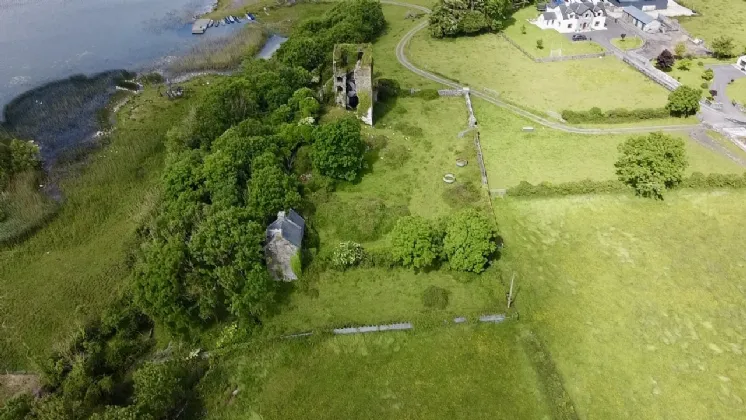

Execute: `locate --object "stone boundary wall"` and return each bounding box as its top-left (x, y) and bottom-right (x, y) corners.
top-left (438, 89), bottom-right (464, 96)
top-left (499, 33), bottom-right (607, 63)
top-left (280, 314), bottom-right (509, 338)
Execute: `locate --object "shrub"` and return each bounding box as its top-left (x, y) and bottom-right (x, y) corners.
top-left (666, 85), bottom-right (701, 116)
top-left (697, 61), bottom-right (704, 67)
top-left (422, 286), bottom-right (450, 309)
top-left (561, 107), bottom-right (668, 124)
top-left (331, 241), bottom-right (365, 270)
top-left (443, 209), bottom-right (497, 273)
top-left (412, 89), bottom-right (440, 100)
top-left (681, 172), bottom-right (746, 189)
top-left (702, 68), bottom-right (714, 81)
top-left (655, 49), bottom-right (675, 71)
top-left (711, 35), bottom-right (735, 58)
top-left (507, 179), bottom-right (628, 197)
top-left (390, 216), bottom-right (443, 269)
top-left (615, 132), bottom-right (688, 199)
top-left (361, 247), bottom-right (397, 268)
top-left (701, 82), bottom-right (709, 89)
top-left (676, 59), bottom-right (691, 71)
top-left (536, 39), bottom-right (544, 50)
top-left (312, 116), bottom-right (365, 181)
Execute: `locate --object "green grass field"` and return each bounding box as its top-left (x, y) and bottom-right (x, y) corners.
top-left (666, 58), bottom-right (731, 96)
top-left (611, 36), bottom-right (643, 51)
top-left (727, 77), bottom-right (746, 104)
top-left (473, 99), bottom-right (743, 188)
top-left (0, 84), bottom-right (204, 370)
top-left (494, 191), bottom-right (746, 418)
top-left (677, 0), bottom-right (746, 51)
top-left (200, 325), bottom-right (555, 420)
top-left (407, 29), bottom-right (669, 113)
top-left (504, 7), bottom-right (604, 57)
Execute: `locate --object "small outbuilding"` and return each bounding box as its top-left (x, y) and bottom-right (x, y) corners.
top-left (622, 6), bottom-right (661, 32)
top-left (265, 209), bottom-right (305, 281)
top-left (192, 19), bottom-right (210, 34)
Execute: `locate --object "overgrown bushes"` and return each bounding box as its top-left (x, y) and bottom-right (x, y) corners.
top-left (429, 0), bottom-right (513, 38)
top-left (561, 107), bottom-right (670, 124)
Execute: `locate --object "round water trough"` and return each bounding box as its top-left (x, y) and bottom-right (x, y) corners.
top-left (443, 173), bottom-right (456, 184)
top-left (456, 158), bottom-right (468, 167)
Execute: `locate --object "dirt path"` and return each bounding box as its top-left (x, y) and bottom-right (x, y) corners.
top-left (0, 373), bottom-right (41, 403)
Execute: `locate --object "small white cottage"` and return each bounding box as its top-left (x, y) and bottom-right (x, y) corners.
top-left (534, 0), bottom-right (607, 33)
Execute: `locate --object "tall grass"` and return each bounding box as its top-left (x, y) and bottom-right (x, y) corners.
top-left (0, 172), bottom-right (58, 245)
top-left (167, 26), bottom-right (268, 74)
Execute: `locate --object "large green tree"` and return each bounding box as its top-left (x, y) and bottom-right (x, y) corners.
top-left (443, 209), bottom-right (497, 273)
top-left (311, 116), bottom-right (365, 181)
top-left (615, 132), bottom-right (688, 199)
top-left (666, 85), bottom-right (701, 117)
top-left (390, 216), bottom-right (443, 269)
top-left (246, 158), bottom-right (301, 222)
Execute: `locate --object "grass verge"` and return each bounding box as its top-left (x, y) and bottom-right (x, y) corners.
top-left (473, 99), bottom-right (743, 188)
top-left (611, 36), bottom-right (643, 50)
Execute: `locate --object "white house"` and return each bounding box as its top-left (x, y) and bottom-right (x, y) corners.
top-left (534, 0), bottom-right (607, 33)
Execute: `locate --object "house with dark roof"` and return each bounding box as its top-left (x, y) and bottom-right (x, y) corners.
top-left (534, 0), bottom-right (606, 33)
top-left (265, 209), bottom-right (305, 281)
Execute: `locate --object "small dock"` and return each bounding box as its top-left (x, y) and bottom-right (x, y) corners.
top-left (192, 19), bottom-right (210, 34)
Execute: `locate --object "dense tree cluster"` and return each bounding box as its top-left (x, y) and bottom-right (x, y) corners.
top-left (275, 0), bottom-right (386, 75)
top-left (429, 0), bottom-right (514, 38)
top-left (615, 132), bottom-right (688, 199)
top-left (134, 60), bottom-right (320, 335)
top-left (388, 210), bottom-right (498, 273)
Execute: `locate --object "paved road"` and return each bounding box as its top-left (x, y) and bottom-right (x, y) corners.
top-left (709, 65), bottom-right (746, 117)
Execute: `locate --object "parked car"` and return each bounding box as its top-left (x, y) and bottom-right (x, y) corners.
top-left (572, 34), bottom-right (588, 41)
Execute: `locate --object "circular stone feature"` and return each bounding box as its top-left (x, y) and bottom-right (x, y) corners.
top-left (443, 173), bottom-right (456, 184)
top-left (456, 158), bottom-right (468, 167)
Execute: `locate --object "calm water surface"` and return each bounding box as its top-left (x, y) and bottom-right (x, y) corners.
top-left (0, 0), bottom-right (247, 111)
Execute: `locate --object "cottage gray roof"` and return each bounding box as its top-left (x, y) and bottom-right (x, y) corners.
top-left (542, 11), bottom-right (557, 20)
top-left (557, 4), bottom-right (568, 19)
top-left (568, 3), bottom-right (590, 15)
top-left (267, 209), bottom-right (305, 248)
top-left (623, 5), bottom-right (654, 24)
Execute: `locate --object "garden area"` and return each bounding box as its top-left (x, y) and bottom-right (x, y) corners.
top-left (503, 7), bottom-right (604, 57)
top-left (407, 29), bottom-right (669, 113)
top-left (494, 191), bottom-right (746, 418)
top-left (473, 100), bottom-right (742, 188)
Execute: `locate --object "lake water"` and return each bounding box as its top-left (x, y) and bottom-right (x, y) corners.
top-left (0, 0), bottom-right (251, 112)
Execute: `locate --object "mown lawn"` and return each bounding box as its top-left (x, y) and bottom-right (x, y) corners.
top-left (611, 36), bottom-right (643, 50)
top-left (666, 57), bottom-right (731, 96)
top-left (474, 99), bottom-right (744, 188)
top-left (265, 96), bottom-right (499, 334)
top-left (727, 77), bottom-right (746, 104)
top-left (200, 325), bottom-right (554, 420)
top-left (0, 84), bottom-right (206, 370)
top-left (494, 191), bottom-right (746, 419)
top-left (504, 7), bottom-right (604, 57)
top-left (407, 28), bottom-right (669, 113)
top-left (677, 0), bottom-right (746, 51)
